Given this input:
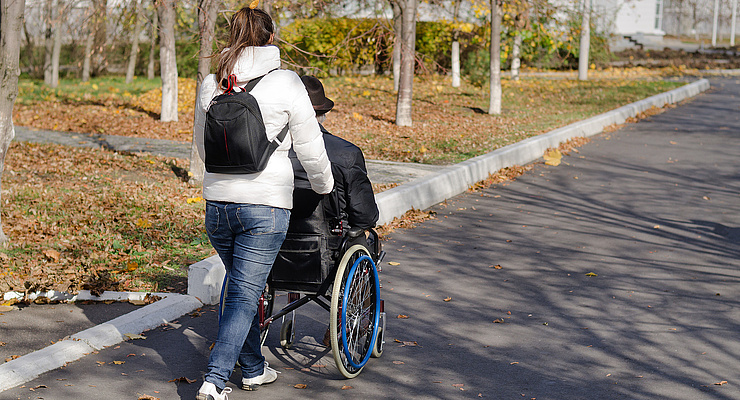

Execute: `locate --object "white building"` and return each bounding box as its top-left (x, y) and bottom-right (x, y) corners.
top-left (593, 0), bottom-right (666, 50)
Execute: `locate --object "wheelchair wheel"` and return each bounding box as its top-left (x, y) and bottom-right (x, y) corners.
top-left (329, 244), bottom-right (381, 379)
top-left (280, 313), bottom-right (296, 349)
top-left (259, 284), bottom-right (274, 346)
top-left (371, 327), bottom-right (384, 358)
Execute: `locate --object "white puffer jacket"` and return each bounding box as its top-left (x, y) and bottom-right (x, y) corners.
top-left (194, 45), bottom-right (333, 209)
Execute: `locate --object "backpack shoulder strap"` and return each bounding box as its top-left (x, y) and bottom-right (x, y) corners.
top-left (243, 68), bottom-right (280, 93)
top-left (242, 68), bottom-right (289, 143)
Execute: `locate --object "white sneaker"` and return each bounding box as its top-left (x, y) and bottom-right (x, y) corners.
top-left (241, 362), bottom-right (279, 391)
top-left (196, 381), bottom-right (232, 400)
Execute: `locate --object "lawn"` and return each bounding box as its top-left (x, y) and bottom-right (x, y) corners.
top-left (2, 69), bottom-right (687, 295)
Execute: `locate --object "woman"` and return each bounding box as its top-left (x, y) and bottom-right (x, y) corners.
top-left (193, 6), bottom-right (333, 400)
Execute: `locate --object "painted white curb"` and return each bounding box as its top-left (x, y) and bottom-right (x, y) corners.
top-left (374, 78), bottom-right (710, 225)
top-left (186, 79), bottom-right (710, 305)
top-left (0, 293), bottom-right (202, 393)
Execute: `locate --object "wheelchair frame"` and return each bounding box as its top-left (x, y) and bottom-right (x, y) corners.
top-left (258, 228), bottom-right (386, 379)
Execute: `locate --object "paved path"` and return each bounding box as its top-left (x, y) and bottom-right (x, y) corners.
top-left (12, 127), bottom-right (445, 186)
top-left (4, 78), bottom-right (738, 399)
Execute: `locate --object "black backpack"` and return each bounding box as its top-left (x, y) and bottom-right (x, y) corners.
top-left (204, 72), bottom-right (288, 174)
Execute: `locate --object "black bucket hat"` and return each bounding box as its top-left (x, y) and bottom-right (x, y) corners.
top-left (301, 75), bottom-right (334, 115)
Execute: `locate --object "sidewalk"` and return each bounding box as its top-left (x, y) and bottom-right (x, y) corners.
top-left (12, 126), bottom-right (446, 187)
top-left (1, 77), bottom-right (724, 396)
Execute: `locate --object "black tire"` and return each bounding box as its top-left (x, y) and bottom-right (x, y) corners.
top-left (280, 318), bottom-right (295, 349)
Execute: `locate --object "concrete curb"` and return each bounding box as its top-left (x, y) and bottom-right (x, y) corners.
top-left (374, 78), bottom-right (710, 225)
top-left (185, 79), bottom-right (711, 304)
top-left (0, 293), bottom-right (202, 393)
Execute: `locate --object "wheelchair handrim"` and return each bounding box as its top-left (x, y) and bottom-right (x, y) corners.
top-left (340, 254), bottom-right (381, 370)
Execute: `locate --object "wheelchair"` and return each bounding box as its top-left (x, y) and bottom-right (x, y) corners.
top-left (257, 188), bottom-right (386, 378)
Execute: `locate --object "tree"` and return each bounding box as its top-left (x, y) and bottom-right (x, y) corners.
top-left (451, 0), bottom-right (462, 87)
top-left (43, 0), bottom-right (53, 84)
top-left (489, 0), bottom-right (502, 115)
top-left (157, 0), bottom-right (178, 122)
top-left (147, 5), bottom-right (158, 80)
top-left (81, 0), bottom-right (108, 81)
top-left (126, 0), bottom-right (144, 84)
top-left (50, 0), bottom-right (66, 88)
top-left (392, 1), bottom-right (402, 92)
top-left (0, 0), bottom-right (26, 244)
top-left (189, 0), bottom-right (219, 185)
top-left (578, 0), bottom-right (590, 81)
top-left (393, 0), bottom-right (418, 127)
top-left (508, 0), bottom-right (530, 81)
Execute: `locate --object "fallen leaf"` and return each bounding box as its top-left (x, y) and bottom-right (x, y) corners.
top-left (493, 318), bottom-right (505, 323)
top-left (96, 361), bottom-right (106, 365)
top-left (443, 297), bottom-right (452, 302)
top-left (43, 249), bottom-right (61, 262)
top-left (138, 395), bottom-right (160, 400)
top-left (491, 264), bottom-right (503, 269)
top-left (0, 306), bottom-right (14, 312)
top-left (125, 333), bottom-right (146, 340)
top-left (393, 360), bottom-right (405, 364)
top-left (294, 384), bottom-right (308, 389)
top-left (714, 380), bottom-right (728, 386)
top-left (168, 377), bottom-right (196, 384)
top-left (113, 360), bottom-right (125, 365)
top-left (453, 383), bottom-right (465, 387)
top-left (653, 225), bottom-right (660, 229)
top-left (585, 272), bottom-right (598, 277)
top-left (5, 355), bottom-right (20, 362)
top-left (394, 339), bottom-right (418, 347)
top-left (397, 314), bottom-right (409, 319)
top-left (543, 148), bottom-right (562, 166)
top-left (341, 385), bottom-right (353, 390)
top-left (29, 385), bottom-right (47, 391)
top-left (703, 196), bottom-right (710, 201)
top-left (388, 262), bottom-right (400, 266)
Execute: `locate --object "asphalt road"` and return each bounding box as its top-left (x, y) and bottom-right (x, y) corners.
top-left (3, 77), bottom-right (739, 400)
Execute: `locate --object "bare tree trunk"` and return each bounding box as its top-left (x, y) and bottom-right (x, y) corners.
top-left (732, 0), bottom-right (738, 46)
top-left (489, 0), bottom-right (502, 115)
top-left (157, 0), bottom-right (178, 122)
top-left (50, 0), bottom-right (62, 88)
top-left (511, 30), bottom-right (522, 81)
top-left (712, 0), bottom-right (719, 46)
top-left (195, 0), bottom-right (218, 93)
top-left (451, 39), bottom-right (460, 87)
top-left (148, 7), bottom-right (158, 80)
top-left (451, 0), bottom-right (461, 87)
top-left (392, 1), bottom-right (402, 92)
top-left (126, 0), bottom-right (143, 84)
top-left (190, 0), bottom-right (219, 185)
top-left (578, 0), bottom-right (591, 81)
top-left (44, 0), bottom-right (53, 85)
top-left (0, 0), bottom-right (26, 244)
top-left (82, 28), bottom-right (93, 81)
top-left (395, 0), bottom-right (417, 127)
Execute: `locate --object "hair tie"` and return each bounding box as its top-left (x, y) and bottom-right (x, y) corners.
top-left (249, 0), bottom-right (259, 9)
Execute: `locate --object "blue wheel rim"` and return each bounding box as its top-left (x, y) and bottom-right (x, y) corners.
top-left (340, 254), bottom-right (381, 370)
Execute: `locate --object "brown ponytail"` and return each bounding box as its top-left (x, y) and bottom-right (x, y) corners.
top-left (215, 7), bottom-right (274, 90)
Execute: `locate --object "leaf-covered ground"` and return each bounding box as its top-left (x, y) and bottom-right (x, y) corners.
top-left (2, 67), bottom-right (694, 295)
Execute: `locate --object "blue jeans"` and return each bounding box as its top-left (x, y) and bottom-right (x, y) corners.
top-left (203, 201), bottom-right (290, 390)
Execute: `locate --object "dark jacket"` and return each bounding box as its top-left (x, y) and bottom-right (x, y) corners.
top-left (289, 124), bottom-right (379, 230)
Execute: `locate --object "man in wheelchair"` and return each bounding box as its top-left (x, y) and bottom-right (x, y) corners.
top-left (270, 75), bottom-right (379, 294)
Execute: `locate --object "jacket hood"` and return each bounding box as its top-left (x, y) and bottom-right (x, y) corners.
top-left (231, 45), bottom-right (281, 83)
